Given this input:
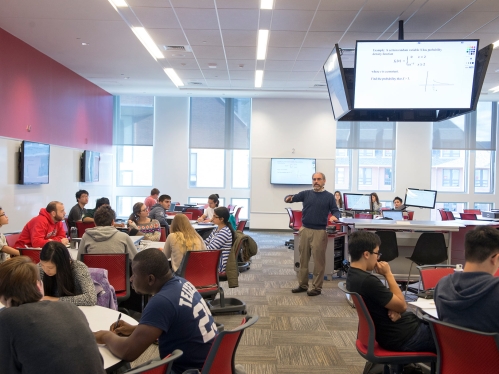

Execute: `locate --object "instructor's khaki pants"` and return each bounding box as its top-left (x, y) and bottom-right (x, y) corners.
top-left (297, 227), bottom-right (328, 291)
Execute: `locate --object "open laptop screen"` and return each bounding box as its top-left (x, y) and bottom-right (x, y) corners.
top-left (382, 210), bottom-right (404, 221)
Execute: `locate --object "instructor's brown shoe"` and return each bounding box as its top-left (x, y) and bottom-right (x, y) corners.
top-left (291, 287), bottom-right (308, 293)
top-left (307, 289), bottom-right (321, 296)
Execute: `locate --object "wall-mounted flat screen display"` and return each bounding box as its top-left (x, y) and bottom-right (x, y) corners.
top-left (404, 188), bottom-right (438, 209)
top-left (18, 141), bottom-right (50, 185)
top-left (270, 158), bottom-right (316, 185)
top-left (343, 193), bottom-right (371, 210)
top-left (323, 44), bottom-right (352, 120)
top-left (80, 150), bottom-right (100, 182)
top-left (354, 40), bottom-right (479, 109)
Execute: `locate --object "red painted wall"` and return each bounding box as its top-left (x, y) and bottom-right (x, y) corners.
top-left (0, 28), bottom-right (113, 153)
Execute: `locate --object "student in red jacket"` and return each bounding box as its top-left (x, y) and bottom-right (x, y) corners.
top-left (14, 202), bottom-right (69, 248)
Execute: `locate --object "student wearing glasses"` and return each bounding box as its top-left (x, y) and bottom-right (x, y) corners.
top-left (128, 202), bottom-right (161, 241)
top-left (0, 207), bottom-right (20, 263)
top-left (204, 207), bottom-right (235, 273)
top-left (346, 231), bottom-right (436, 360)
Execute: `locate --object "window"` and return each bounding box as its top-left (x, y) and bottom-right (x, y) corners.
top-left (335, 149), bottom-right (351, 190)
top-left (359, 168), bottom-right (372, 186)
top-left (116, 196), bottom-right (147, 218)
top-left (442, 169), bottom-right (460, 187)
top-left (474, 202), bottom-right (492, 211)
top-left (189, 149), bottom-right (225, 188)
top-left (475, 151), bottom-right (494, 193)
top-left (431, 202), bottom-right (467, 220)
top-left (116, 146), bottom-right (153, 186)
top-left (359, 150), bottom-right (374, 157)
top-left (381, 201), bottom-right (393, 209)
top-left (441, 150), bottom-right (460, 158)
top-left (384, 169), bottom-right (392, 186)
top-left (232, 150), bottom-right (249, 188)
top-left (336, 167), bottom-right (345, 185)
top-left (231, 198), bottom-right (249, 220)
top-left (475, 169), bottom-right (489, 188)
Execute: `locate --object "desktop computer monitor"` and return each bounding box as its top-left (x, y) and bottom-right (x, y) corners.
top-left (382, 210), bottom-right (404, 221)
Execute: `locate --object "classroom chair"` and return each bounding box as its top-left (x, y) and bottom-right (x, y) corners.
top-left (416, 265), bottom-right (456, 290)
top-left (124, 349), bottom-right (183, 374)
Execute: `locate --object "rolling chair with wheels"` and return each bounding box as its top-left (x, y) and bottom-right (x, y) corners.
top-left (445, 211), bottom-right (455, 220)
top-left (463, 209), bottom-right (481, 215)
top-left (438, 209), bottom-right (448, 221)
top-left (284, 208), bottom-right (302, 249)
top-left (124, 349), bottom-right (183, 374)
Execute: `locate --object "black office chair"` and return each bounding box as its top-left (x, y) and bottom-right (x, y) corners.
top-left (405, 233), bottom-right (448, 294)
top-left (375, 231), bottom-right (399, 262)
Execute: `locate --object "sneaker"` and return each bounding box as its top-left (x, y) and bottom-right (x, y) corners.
top-left (307, 289), bottom-right (321, 296)
top-left (291, 287), bottom-right (308, 293)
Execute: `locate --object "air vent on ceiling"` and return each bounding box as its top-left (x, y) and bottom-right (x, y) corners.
top-left (188, 81), bottom-right (204, 86)
top-left (163, 45), bottom-right (192, 52)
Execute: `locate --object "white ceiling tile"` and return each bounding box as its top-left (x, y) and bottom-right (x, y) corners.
top-left (363, 0), bottom-right (417, 12)
top-left (196, 59), bottom-right (229, 69)
top-left (222, 30), bottom-right (258, 47)
top-left (131, 7), bottom-right (180, 29)
top-left (229, 79), bottom-right (254, 88)
top-left (228, 70), bottom-right (256, 79)
top-left (309, 11), bottom-right (362, 32)
top-left (166, 58), bottom-right (200, 70)
top-left (268, 31), bottom-right (307, 48)
top-left (274, 0), bottom-right (321, 11)
top-left (216, 0), bottom-right (260, 9)
top-left (348, 11), bottom-right (403, 33)
top-left (296, 48), bottom-right (332, 61)
top-left (267, 47), bottom-right (300, 60)
top-left (225, 46), bottom-right (257, 60)
top-left (261, 80), bottom-right (291, 88)
top-left (271, 10), bottom-right (316, 31)
top-left (218, 9), bottom-right (259, 30)
top-left (467, 0), bottom-right (499, 12)
top-left (127, 0), bottom-right (171, 7)
top-left (317, 0), bottom-right (369, 11)
top-left (404, 11), bottom-right (464, 34)
top-left (287, 71), bottom-right (321, 80)
top-left (204, 79), bottom-right (231, 87)
top-left (183, 29), bottom-right (222, 46)
top-left (263, 60), bottom-right (296, 71)
top-left (175, 8), bottom-right (220, 30)
top-left (177, 70), bottom-right (206, 79)
top-left (465, 33), bottom-right (499, 47)
top-left (437, 11), bottom-right (499, 33)
top-left (264, 71), bottom-right (292, 80)
top-left (170, 0), bottom-right (215, 8)
top-left (148, 28), bottom-right (189, 47)
top-left (467, 15), bottom-right (499, 34)
top-left (191, 45), bottom-right (226, 59)
top-left (226, 59), bottom-right (257, 70)
top-left (292, 60), bottom-right (323, 72)
top-left (302, 32), bottom-right (344, 48)
top-left (428, 32), bottom-right (473, 40)
top-left (201, 69), bottom-right (229, 79)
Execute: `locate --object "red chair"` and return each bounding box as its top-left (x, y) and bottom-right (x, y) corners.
top-left (227, 204), bottom-right (235, 214)
top-left (195, 315), bottom-right (259, 374)
top-left (464, 209), bottom-right (481, 215)
top-left (176, 250), bottom-right (246, 315)
top-left (186, 207), bottom-right (204, 221)
top-left (459, 213), bottom-right (477, 220)
top-left (19, 248), bottom-right (42, 264)
top-left (81, 253), bottom-right (130, 304)
top-left (160, 227), bottom-right (167, 242)
top-left (75, 221), bottom-right (96, 237)
top-left (233, 206), bottom-right (242, 225)
top-left (495, 268), bottom-right (499, 277)
top-left (438, 209), bottom-right (448, 221)
top-left (354, 213), bottom-right (373, 219)
top-left (338, 282), bottom-right (436, 373)
top-left (5, 233), bottom-right (20, 247)
top-left (445, 211), bottom-right (455, 220)
top-left (236, 219), bottom-right (247, 232)
top-left (63, 218), bottom-right (70, 236)
top-left (124, 349), bottom-right (183, 374)
top-left (417, 265), bottom-right (455, 290)
top-left (285, 208), bottom-right (302, 248)
top-left (423, 315), bottom-right (499, 374)
top-left (183, 212), bottom-right (193, 220)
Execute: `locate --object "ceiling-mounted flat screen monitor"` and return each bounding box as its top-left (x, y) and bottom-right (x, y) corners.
top-left (343, 193), bottom-right (371, 211)
top-left (323, 44), bottom-right (352, 120)
top-left (270, 158), bottom-right (316, 185)
top-left (80, 151), bottom-right (100, 182)
top-left (18, 141), bottom-right (50, 185)
top-left (404, 188), bottom-right (438, 209)
top-left (354, 40), bottom-right (479, 110)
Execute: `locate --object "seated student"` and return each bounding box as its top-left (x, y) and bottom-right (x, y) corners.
top-left (82, 197), bottom-right (110, 223)
top-left (68, 189), bottom-right (89, 229)
top-left (371, 192), bottom-right (382, 214)
top-left (435, 226), bottom-right (499, 332)
top-left (148, 194), bottom-right (171, 230)
top-left (0, 206), bottom-right (20, 262)
top-left (144, 188), bottom-right (160, 211)
top-left (39, 241), bottom-right (97, 306)
top-left (94, 248), bottom-right (217, 374)
top-left (163, 213), bottom-right (206, 272)
top-left (204, 207), bottom-right (235, 273)
top-left (0, 256), bottom-right (105, 374)
top-left (78, 205), bottom-right (138, 260)
top-left (128, 202), bottom-right (161, 241)
top-left (197, 193), bottom-right (219, 223)
top-left (393, 196), bottom-right (407, 211)
top-left (334, 190), bottom-right (343, 210)
top-left (346, 231), bottom-right (436, 353)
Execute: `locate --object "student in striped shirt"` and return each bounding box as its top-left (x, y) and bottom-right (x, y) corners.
top-left (204, 207), bottom-right (235, 273)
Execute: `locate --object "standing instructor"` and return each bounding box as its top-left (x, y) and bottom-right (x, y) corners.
top-left (285, 172), bottom-right (340, 296)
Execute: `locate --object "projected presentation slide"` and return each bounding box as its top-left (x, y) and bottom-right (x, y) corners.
top-left (24, 143), bottom-right (49, 184)
top-left (354, 40), bottom-right (478, 109)
top-left (271, 158), bottom-right (316, 184)
top-left (344, 194), bottom-right (371, 210)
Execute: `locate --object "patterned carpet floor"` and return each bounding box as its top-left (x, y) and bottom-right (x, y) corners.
top-left (131, 230), bottom-right (365, 374)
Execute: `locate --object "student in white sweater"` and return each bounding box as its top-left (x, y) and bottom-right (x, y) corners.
top-left (163, 213), bottom-right (206, 272)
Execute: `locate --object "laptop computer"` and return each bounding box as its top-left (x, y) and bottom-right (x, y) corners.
top-left (174, 205), bottom-right (188, 212)
top-left (382, 210), bottom-right (404, 221)
top-left (168, 203), bottom-right (178, 212)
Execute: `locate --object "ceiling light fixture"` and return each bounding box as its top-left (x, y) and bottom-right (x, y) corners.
top-left (107, 0), bottom-right (128, 11)
top-left (257, 30), bottom-right (269, 60)
top-left (164, 68), bottom-right (184, 87)
top-left (260, 0), bottom-right (274, 9)
top-left (255, 70), bottom-right (264, 88)
top-left (493, 40), bottom-right (499, 49)
top-left (489, 85), bottom-right (499, 93)
top-left (81, 42), bottom-right (89, 46)
top-left (132, 27), bottom-right (164, 60)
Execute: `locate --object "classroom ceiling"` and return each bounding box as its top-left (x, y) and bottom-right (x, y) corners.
top-left (1, 0), bottom-right (499, 100)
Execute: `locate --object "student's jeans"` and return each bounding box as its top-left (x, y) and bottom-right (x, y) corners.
top-left (399, 321), bottom-right (437, 353)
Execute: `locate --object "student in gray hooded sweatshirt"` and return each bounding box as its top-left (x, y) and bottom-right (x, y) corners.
top-left (77, 206), bottom-right (138, 261)
top-left (435, 225), bottom-right (499, 333)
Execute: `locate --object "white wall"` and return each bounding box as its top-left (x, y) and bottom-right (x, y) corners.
top-left (0, 137), bottom-right (113, 233)
top-left (250, 98), bottom-right (337, 229)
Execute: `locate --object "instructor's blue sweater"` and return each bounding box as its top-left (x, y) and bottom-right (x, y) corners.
top-left (291, 190), bottom-right (340, 230)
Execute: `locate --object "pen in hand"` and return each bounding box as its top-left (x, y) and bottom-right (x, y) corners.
top-left (114, 313), bottom-right (122, 330)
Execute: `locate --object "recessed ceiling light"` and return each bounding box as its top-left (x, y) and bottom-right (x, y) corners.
top-left (132, 27), bottom-right (164, 60)
top-left (107, 0), bottom-right (128, 9)
top-left (260, 0), bottom-right (273, 9)
top-left (257, 30), bottom-right (269, 60)
top-left (255, 70), bottom-right (264, 88)
top-left (493, 39), bottom-right (499, 49)
top-left (81, 42), bottom-right (89, 46)
top-left (489, 85), bottom-right (499, 93)
top-left (208, 63), bottom-right (217, 69)
top-left (164, 68), bottom-right (184, 87)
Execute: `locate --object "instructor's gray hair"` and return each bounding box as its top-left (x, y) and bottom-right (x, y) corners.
top-left (312, 172), bottom-right (326, 180)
